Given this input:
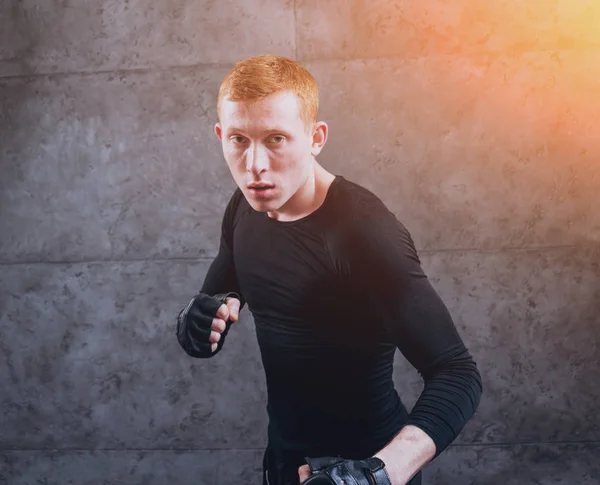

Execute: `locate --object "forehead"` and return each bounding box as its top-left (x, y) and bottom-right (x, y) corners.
top-left (220, 90), bottom-right (303, 132)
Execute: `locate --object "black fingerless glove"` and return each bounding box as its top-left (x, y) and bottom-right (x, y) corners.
top-left (302, 456), bottom-right (392, 485)
top-left (176, 292), bottom-right (241, 358)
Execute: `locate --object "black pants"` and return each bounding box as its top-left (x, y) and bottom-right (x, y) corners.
top-left (262, 445), bottom-right (422, 485)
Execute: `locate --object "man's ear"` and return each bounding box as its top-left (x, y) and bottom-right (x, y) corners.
top-left (214, 122), bottom-right (222, 140)
top-left (311, 121), bottom-right (328, 157)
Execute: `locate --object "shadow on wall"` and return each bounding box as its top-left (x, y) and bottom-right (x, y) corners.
top-left (428, 441), bottom-right (600, 485)
top-left (0, 0), bottom-right (43, 77)
top-left (465, 277), bottom-right (599, 483)
top-left (1, 1), bottom-right (42, 185)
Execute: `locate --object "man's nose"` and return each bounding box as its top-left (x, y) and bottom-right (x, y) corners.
top-left (245, 143), bottom-right (269, 174)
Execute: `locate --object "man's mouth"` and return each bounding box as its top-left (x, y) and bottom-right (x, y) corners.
top-left (248, 183), bottom-right (275, 198)
top-left (248, 183), bottom-right (275, 191)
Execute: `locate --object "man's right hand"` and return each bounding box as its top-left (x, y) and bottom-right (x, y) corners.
top-left (209, 295), bottom-right (241, 352)
top-left (176, 292), bottom-right (242, 357)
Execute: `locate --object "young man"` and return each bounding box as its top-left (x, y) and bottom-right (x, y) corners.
top-left (176, 54), bottom-right (483, 485)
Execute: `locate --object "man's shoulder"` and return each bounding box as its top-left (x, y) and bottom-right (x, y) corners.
top-left (225, 186), bottom-right (250, 216)
top-left (222, 186), bottom-right (252, 235)
top-left (328, 177), bottom-right (419, 267)
top-left (228, 186), bottom-right (246, 207)
top-left (331, 176), bottom-right (396, 228)
top-left (324, 176), bottom-right (403, 256)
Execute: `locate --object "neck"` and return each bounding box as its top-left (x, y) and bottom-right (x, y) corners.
top-left (267, 162), bottom-right (335, 222)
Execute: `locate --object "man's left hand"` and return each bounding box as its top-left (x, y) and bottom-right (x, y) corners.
top-left (298, 464), bottom-right (311, 482)
top-left (297, 456), bottom-right (393, 484)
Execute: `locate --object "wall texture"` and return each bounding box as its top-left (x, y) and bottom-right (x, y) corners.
top-left (1, 1), bottom-right (599, 484)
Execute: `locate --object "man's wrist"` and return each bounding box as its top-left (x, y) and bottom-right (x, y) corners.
top-left (372, 425), bottom-right (436, 485)
top-left (373, 451), bottom-right (404, 485)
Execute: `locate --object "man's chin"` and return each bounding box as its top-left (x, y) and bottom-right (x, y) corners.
top-left (246, 198), bottom-right (279, 212)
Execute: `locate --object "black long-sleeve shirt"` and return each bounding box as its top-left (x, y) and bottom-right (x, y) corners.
top-left (195, 174), bottom-right (482, 466)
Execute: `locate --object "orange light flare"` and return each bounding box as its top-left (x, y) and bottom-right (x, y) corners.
top-left (360, 0), bottom-right (600, 163)
top-left (482, 0), bottom-right (600, 161)
top-left (347, 0), bottom-right (600, 241)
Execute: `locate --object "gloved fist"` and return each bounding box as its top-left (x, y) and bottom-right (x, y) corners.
top-left (299, 456), bottom-right (392, 485)
top-left (176, 292), bottom-right (241, 358)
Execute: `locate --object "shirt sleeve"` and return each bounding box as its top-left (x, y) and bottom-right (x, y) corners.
top-left (175, 189), bottom-right (247, 358)
top-left (200, 188), bottom-right (246, 309)
top-left (335, 197), bottom-right (483, 458)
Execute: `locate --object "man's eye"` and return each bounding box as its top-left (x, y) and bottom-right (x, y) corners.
top-left (231, 136), bottom-right (246, 143)
top-left (271, 136), bottom-right (285, 143)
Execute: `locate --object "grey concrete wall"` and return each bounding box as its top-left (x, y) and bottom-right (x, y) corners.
top-left (1, 1), bottom-right (599, 484)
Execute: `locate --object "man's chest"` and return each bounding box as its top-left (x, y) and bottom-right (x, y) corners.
top-left (232, 219), bottom-right (341, 319)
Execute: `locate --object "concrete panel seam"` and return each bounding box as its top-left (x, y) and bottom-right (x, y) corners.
top-left (2, 441), bottom-right (600, 452)
top-left (0, 256), bottom-right (219, 266)
top-left (293, 0), bottom-right (298, 60)
top-left (2, 48), bottom-right (600, 82)
top-left (0, 243), bottom-right (596, 267)
top-left (0, 61), bottom-right (237, 82)
top-left (296, 49), bottom-right (600, 64)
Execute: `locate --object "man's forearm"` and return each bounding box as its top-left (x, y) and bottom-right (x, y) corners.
top-left (373, 425), bottom-right (436, 485)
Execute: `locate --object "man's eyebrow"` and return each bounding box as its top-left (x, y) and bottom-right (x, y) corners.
top-left (226, 127), bottom-right (292, 135)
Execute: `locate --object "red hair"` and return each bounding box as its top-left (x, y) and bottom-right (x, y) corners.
top-left (217, 54), bottom-right (319, 129)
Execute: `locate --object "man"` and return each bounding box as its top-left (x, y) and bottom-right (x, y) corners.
top-left (176, 54), bottom-right (483, 485)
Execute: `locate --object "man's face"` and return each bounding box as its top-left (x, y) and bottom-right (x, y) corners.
top-left (215, 90), bottom-right (320, 214)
